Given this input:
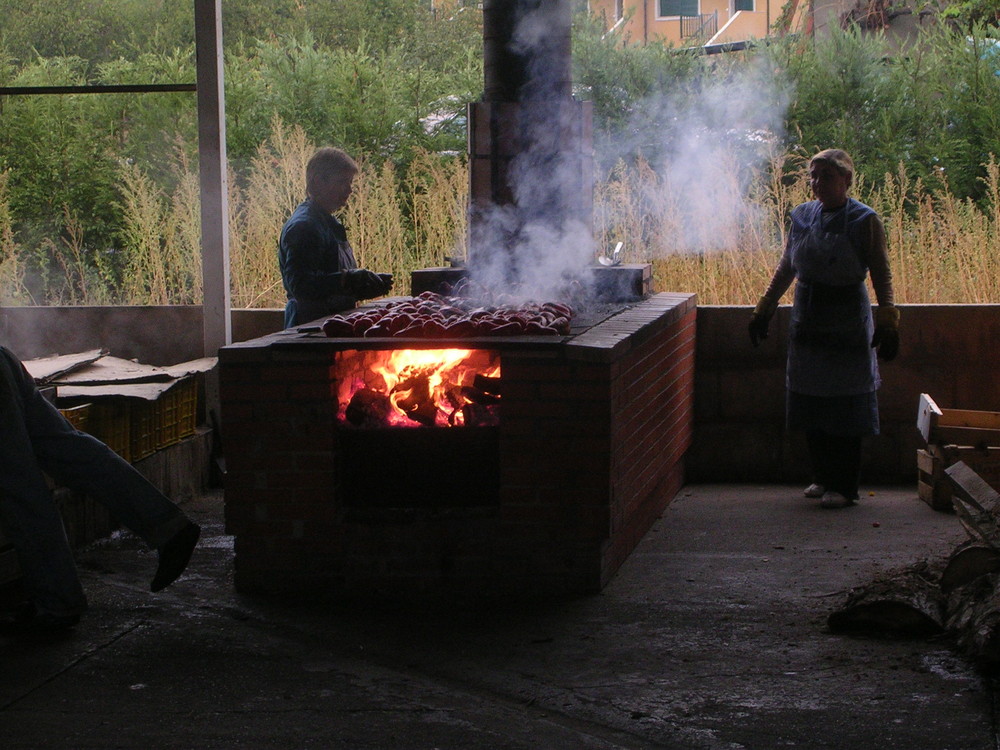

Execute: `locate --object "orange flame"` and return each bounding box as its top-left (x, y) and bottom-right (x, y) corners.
top-left (338, 349), bottom-right (500, 427)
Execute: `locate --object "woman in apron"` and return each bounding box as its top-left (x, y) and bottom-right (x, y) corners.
top-left (749, 149), bottom-right (899, 508)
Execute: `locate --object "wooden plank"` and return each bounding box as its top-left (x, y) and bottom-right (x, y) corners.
top-left (918, 478), bottom-right (939, 507)
top-left (57, 380), bottom-right (179, 401)
top-left (918, 392), bottom-right (942, 444)
top-left (945, 461), bottom-right (1000, 545)
top-left (933, 425), bottom-right (1000, 449)
top-left (938, 408), bottom-right (1000, 431)
top-left (916, 448), bottom-right (936, 475)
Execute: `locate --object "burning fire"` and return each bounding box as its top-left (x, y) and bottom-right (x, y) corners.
top-left (337, 349), bottom-right (501, 428)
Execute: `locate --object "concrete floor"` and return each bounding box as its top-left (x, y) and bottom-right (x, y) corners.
top-left (1, 484), bottom-right (994, 749)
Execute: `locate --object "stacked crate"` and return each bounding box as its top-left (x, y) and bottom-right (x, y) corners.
top-left (917, 393), bottom-right (1000, 512)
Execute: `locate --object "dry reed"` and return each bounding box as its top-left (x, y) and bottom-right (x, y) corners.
top-left (229, 119), bottom-right (313, 308)
top-left (115, 145), bottom-right (202, 305)
top-left (0, 171), bottom-right (30, 305)
top-left (12, 127), bottom-right (1000, 308)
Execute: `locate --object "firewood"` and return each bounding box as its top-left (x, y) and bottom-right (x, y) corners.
top-left (940, 540), bottom-right (1000, 593)
top-left (945, 573), bottom-right (1000, 664)
top-left (344, 388), bottom-right (393, 428)
top-left (945, 461), bottom-right (1000, 545)
top-left (827, 560), bottom-right (946, 638)
top-left (391, 372), bottom-right (437, 426)
top-left (460, 384), bottom-right (500, 405)
top-left (473, 374), bottom-right (502, 396)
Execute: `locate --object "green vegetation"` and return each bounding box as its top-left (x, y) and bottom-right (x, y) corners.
top-left (1, 1), bottom-right (999, 305)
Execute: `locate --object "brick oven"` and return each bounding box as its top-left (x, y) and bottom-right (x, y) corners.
top-left (219, 292), bottom-right (695, 598)
top-left (218, 0), bottom-right (697, 599)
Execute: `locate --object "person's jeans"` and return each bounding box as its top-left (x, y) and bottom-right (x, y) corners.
top-left (0, 347), bottom-right (190, 617)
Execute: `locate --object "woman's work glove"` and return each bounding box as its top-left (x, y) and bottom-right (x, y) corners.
top-left (748, 295), bottom-right (779, 347)
top-left (871, 305), bottom-right (900, 361)
top-left (344, 269), bottom-right (393, 300)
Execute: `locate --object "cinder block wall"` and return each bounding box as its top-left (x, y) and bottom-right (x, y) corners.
top-left (688, 304), bottom-right (1000, 486)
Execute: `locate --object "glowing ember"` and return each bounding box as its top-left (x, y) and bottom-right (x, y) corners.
top-left (337, 349), bottom-right (501, 428)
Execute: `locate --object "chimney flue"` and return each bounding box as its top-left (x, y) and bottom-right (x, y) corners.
top-left (482, 0), bottom-right (573, 102)
top-left (467, 0), bottom-right (593, 273)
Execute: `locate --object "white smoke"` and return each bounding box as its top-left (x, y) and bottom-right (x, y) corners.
top-left (604, 56), bottom-right (791, 256)
top-left (464, 10), bottom-right (791, 304)
top-left (465, 2), bottom-right (597, 305)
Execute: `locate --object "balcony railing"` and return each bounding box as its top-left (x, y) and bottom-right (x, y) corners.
top-left (680, 11), bottom-right (718, 40)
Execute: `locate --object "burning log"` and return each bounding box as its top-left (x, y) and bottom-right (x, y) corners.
top-left (391, 370), bottom-right (438, 426)
top-left (460, 385), bottom-right (500, 406)
top-left (473, 373), bottom-right (502, 396)
top-left (336, 348), bottom-right (502, 429)
top-left (345, 388), bottom-right (393, 428)
top-left (461, 403), bottom-right (500, 428)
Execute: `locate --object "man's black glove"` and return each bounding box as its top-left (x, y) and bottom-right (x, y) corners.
top-left (871, 305), bottom-right (900, 361)
top-left (749, 295), bottom-right (778, 348)
top-left (344, 269), bottom-right (393, 300)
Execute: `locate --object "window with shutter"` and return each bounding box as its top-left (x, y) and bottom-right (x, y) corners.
top-left (658, 0), bottom-right (699, 17)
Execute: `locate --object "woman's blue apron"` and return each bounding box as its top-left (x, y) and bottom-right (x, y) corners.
top-left (786, 201), bottom-right (879, 398)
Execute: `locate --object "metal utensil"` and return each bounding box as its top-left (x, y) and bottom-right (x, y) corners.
top-left (598, 242), bottom-right (623, 267)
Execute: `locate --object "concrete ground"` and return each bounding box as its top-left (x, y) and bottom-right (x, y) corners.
top-left (1, 484), bottom-right (994, 750)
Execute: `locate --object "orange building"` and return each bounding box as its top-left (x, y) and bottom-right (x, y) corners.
top-left (588, 0), bottom-right (812, 48)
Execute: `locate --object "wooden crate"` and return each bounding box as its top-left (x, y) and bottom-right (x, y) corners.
top-left (917, 393), bottom-right (1000, 511)
top-left (918, 393), bottom-right (1000, 447)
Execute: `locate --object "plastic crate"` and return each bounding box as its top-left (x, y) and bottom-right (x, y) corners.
top-left (155, 377), bottom-right (198, 450)
top-left (87, 401), bottom-right (132, 463)
top-left (58, 403), bottom-right (91, 433)
top-left (129, 400), bottom-right (158, 462)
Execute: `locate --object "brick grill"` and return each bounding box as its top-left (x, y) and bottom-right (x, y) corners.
top-left (219, 292), bottom-right (696, 599)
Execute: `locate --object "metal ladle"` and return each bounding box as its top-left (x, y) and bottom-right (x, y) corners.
top-left (598, 242), bottom-right (624, 267)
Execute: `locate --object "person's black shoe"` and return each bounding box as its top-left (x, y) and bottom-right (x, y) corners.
top-left (151, 521), bottom-right (201, 592)
top-left (0, 602), bottom-right (80, 636)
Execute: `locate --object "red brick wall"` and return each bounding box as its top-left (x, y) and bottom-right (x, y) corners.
top-left (220, 343), bottom-right (341, 592)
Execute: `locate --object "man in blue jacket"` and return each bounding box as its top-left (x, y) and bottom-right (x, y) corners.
top-left (279, 147), bottom-right (393, 328)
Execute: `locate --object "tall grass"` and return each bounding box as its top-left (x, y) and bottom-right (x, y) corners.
top-left (114, 143), bottom-right (202, 305)
top-left (6, 125), bottom-right (1000, 308)
top-left (0, 171), bottom-right (30, 305)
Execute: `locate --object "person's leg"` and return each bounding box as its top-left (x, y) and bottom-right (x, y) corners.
top-left (7, 353), bottom-right (191, 549)
top-left (0, 350), bottom-right (87, 619)
top-left (3, 347), bottom-right (198, 597)
top-left (805, 430), bottom-right (832, 491)
top-left (826, 434), bottom-right (863, 501)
